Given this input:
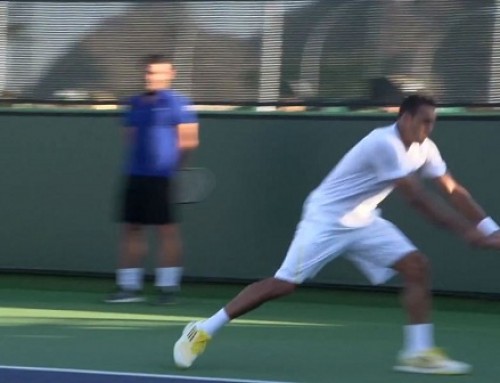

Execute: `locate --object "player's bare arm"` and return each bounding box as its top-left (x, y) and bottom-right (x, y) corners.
top-left (178, 122), bottom-right (199, 150)
top-left (433, 173), bottom-right (487, 224)
top-left (433, 173), bottom-right (500, 248)
top-left (394, 174), bottom-right (482, 245)
top-left (177, 122), bottom-right (199, 168)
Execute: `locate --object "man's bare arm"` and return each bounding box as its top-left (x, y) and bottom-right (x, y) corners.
top-left (177, 123), bottom-right (199, 168)
top-left (394, 174), bottom-right (481, 244)
top-left (433, 173), bottom-right (486, 224)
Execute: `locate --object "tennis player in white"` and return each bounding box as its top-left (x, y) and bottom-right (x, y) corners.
top-left (173, 95), bottom-right (500, 374)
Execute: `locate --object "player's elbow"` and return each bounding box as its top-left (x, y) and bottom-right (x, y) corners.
top-left (403, 191), bottom-right (427, 209)
top-left (441, 184), bottom-right (471, 207)
top-left (437, 175), bottom-right (469, 198)
top-left (405, 195), bottom-right (426, 210)
top-left (450, 184), bottom-right (471, 198)
top-left (397, 184), bottom-right (425, 208)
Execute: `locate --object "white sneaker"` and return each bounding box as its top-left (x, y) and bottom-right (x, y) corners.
top-left (394, 348), bottom-right (472, 375)
top-left (173, 321), bottom-right (211, 369)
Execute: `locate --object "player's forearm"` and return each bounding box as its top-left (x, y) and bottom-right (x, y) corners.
top-left (445, 187), bottom-right (486, 225)
top-left (406, 190), bottom-right (472, 236)
top-left (177, 123), bottom-right (198, 169)
top-left (178, 123), bottom-right (199, 151)
top-left (447, 188), bottom-right (500, 236)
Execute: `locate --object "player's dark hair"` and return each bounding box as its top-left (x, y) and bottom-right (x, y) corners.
top-left (398, 95), bottom-right (436, 117)
top-left (144, 54), bottom-right (173, 67)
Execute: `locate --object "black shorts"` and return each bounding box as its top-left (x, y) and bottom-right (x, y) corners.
top-left (120, 175), bottom-right (176, 225)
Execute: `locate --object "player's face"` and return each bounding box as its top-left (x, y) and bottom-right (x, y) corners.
top-left (408, 105), bottom-right (436, 143)
top-left (145, 63), bottom-right (175, 91)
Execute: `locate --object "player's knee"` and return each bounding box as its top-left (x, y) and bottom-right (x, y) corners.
top-left (395, 251), bottom-right (430, 284)
top-left (265, 277), bottom-right (296, 298)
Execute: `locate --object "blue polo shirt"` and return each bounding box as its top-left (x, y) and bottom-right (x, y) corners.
top-left (123, 89), bottom-right (197, 177)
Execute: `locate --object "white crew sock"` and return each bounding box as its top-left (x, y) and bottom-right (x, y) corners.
top-left (155, 267), bottom-right (183, 290)
top-left (404, 323), bottom-right (434, 354)
top-left (117, 268), bottom-right (143, 291)
top-left (198, 309), bottom-right (230, 336)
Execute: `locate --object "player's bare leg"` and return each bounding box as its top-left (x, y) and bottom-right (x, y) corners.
top-left (392, 251), bottom-right (471, 374)
top-left (393, 251), bottom-right (431, 324)
top-left (106, 224), bottom-right (147, 303)
top-left (157, 224), bottom-right (182, 268)
top-left (225, 277), bottom-right (296, 317)
top-left (120, 224), bottom-right (148, 268)
top-left (155, 224), bottom-right (183, 304)
top-left (173, 277), bottom-right (296, 368)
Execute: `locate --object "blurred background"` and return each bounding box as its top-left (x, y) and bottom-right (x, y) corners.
top-left (0, 0), bottom-right (497, 108)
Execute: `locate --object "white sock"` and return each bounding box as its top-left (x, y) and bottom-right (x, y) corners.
top-left (155, 267), bottom-right (183, 290)
top-left (117, 268), bottom-right (143, 291)
top-left (198, 309), bottom-right (230, 336)
top-left (404, 323), bottom-right (434, 354)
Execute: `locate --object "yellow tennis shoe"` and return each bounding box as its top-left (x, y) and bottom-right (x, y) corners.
top-left (173, 321), bottom-right (211, 369)
top-left (394, 347), bottom-right (472, 375)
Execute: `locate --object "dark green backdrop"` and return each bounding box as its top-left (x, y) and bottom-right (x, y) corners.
top-left (0, 110), bottom-right (499, 293)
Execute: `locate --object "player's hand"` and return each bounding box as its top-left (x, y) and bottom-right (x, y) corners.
top-left (463, 228), bottom-right (488, 248)
top-left (477, 231), bottom-right (500, 249)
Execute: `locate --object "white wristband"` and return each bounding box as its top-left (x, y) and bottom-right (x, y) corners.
top-left (477, 217), bottom-right (500, 236)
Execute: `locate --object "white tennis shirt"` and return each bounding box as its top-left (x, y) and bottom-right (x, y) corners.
top-left (304, 123), bottom-right (447, 227)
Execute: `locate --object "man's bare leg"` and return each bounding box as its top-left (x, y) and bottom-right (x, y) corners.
top-left (106, 224), bottom-right (148, 302)
top-left (155, 224), bottom-right (183, 303)
top-left (196, 277), bottom-right (296, 335)
top-left (392, 251), bottom-right (433, 354)
top-left (392, 251), bottom-right (471, 374)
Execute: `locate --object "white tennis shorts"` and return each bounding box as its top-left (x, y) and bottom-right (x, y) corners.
top-left (274, 217), bottom-right (417, 285)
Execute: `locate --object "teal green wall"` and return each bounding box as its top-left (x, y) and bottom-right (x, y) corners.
top-left (0, 111), bottom-right (499, 293)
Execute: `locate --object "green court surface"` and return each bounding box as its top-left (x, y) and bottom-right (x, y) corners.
top-left (0, 275), bottom-right (499, 383)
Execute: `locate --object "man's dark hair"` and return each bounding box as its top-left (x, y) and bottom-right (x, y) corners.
top-left (144, 54), bottom-right (173, 66)
top-left (398, 94), bottom-right (436, 117)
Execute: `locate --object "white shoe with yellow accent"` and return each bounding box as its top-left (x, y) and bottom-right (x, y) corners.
top-left (173, 321), bottom-right (211, 369)
top-left (394, 348), bottom-right (472, 375)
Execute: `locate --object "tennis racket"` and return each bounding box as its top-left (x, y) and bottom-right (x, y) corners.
top-left (174, 167), bottom-right (216, 204)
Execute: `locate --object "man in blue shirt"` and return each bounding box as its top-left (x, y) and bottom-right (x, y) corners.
top-left (106, 55), bottom-right (199, 304)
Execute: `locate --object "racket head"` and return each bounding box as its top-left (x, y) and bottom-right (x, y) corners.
top-left (174, 167), bottom-right (216, 204)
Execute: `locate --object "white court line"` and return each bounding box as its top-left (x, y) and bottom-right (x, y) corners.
top-left (0, 365), bottom-right (294, 383)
